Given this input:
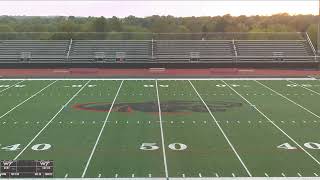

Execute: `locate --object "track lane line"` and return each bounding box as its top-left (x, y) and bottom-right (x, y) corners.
top-left (81, 80), bottom-right (124, 178)
top-left (222, 80), bottom-right (320, 167)
top-left (155, 80), bottom-right (169, 179)
top-left (256, 80), bottom-right (320, 119)
top-left (0, 80), bottom-right (25, 94)
top-left (0, 80), bottom-right (57, 120)
top-left (13, 80), bottom-right (91, 160)
top-left (286, 80), bottom-right (320, 96)
top-left (188, 80), bottom-right (252, 177)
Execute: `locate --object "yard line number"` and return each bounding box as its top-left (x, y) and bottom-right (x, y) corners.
top-left (215, 84), bottom-right (249, 88)
top-left (140, 143), bottom-right (187, 151)
top-left (64, 84), bottom-right (96, 88)
top-left (0, 85), bottom-right (26, 88)
top-left (0, 143), bottom-right (51, 151)
top-left (278, 142), bottom-right (320, 150)
top-left (287, 84), bottom-right (320, 87)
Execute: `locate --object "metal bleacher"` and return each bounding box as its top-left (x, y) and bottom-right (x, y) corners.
top-left (235, 40), bottom-right (316, 62)
top-left (154, 40), bottom-right (235, 62)
top-left (69, 40), bottom-right (152, 62)
top-left (0, 40), bottom-right (69, 62)
top-left (0, 32), bottom-right (318, 67)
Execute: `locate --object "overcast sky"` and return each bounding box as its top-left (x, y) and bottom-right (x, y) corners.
top-left (0, 1), bottom-right (317, 17)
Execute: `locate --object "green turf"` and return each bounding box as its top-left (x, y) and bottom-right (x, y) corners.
top-left (0, 79), bottom-right (320, 178)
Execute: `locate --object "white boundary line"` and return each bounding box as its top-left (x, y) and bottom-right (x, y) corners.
top-left (155, 80), bottom-right (169, 179)
top-left (221, 80), bottom-right (320, 167)
top-left (0, 80), bottom-right (25, 94)
top-left (0, 78), bottom-right (315, 81)
top-left (286, 80), bottom-right (320, 96)
top-left (14, 80), bottom-right (91, 160)
top-left (188, 80), bottom-right (252, 177)
top-left (256, 80), bottom-right (320, 119)
top-left (0, 80), bottom-right (57, 120)
top-left (81, 80), bottom-right (124, 178)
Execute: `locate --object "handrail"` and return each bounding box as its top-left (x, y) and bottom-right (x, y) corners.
top-left (151, 39), bottom-right (154, 60)
top-left (232, 39), bottom-right (238, 62)
top-left (66, 39), bottom-right (73, 60)
top-left (305, 32), bottom-right (317, 56)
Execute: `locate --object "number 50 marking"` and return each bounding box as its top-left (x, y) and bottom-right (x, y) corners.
top-left (140, 143), bottom-right (187, 151)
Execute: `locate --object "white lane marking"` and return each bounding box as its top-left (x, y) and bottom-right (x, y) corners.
top-left (281, 173), bottom-right (286, 177)
top-left (132, 174), bottom-right (134, 178)
top-left (314, 173), bottom-right (319, 177)
top-left (297, 172), bottom-right (302, 177)
top-left (98, 174), bottom-right (101, 178)
top-left (0, 80), bottom-right (25, 94)
top-left (115, 174), bottom-right (118, 178)
top-left (287, 80), bottom-right (320, 96)
top-left (199, 173), bottom-right (202, 177)
top-left (64, 174), bottom-right (68, 178)
top-left (81, 80), bottom-right (124, 178)
top-left (215, 173), bottom-right (219, 177)
top-left (189, 80), bottom-right (252, 177)
top-left (155, 80), bottom-right (169, 179)
top-left (0, 80), bottom-right (57, 120)
top-left (182, 174), bottom-right (185, 178)
top-left (222, 80), bottom-right (320, 167)
top-left (148, 174), bottom-right (152, 178)
top-left (264, 173), bottom-right (269, 177)
top-left (13, 80), bottom-right (91, 160)
top-left (232, 173), bottom-right (236, 177)
top-left (256, 80), bottom-right (320, 119)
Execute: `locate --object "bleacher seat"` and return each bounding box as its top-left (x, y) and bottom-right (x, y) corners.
top-left (0, 40), bottom-right (69, 62)
top-left (69, 40), bottom-right (152, 62)
top-left (154, 40), bottom-right (235, 62)
top-left (235, 40), bottom-right (315, 62)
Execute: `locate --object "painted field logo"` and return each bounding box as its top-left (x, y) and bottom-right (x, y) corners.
top-left (72, 101), bottom-right (242, 114)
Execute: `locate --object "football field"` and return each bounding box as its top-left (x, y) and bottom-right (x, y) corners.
top-left (0, 78), bottom-right (320, 178)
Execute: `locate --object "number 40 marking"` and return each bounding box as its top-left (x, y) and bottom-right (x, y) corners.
top-left (0, 143), bottom-right (51, 151)
top-left (277, 142), bottom-right (320, 150)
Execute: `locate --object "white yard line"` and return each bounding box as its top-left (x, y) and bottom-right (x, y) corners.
top-left (0, 80), bottom-right (57, 120)
top-left (155, 80), bottom-right (169, 179)
top-left (0, 80), bottom-right (25, 94)
top-left (256, 80), bottom-right (320, 119)
top-left (188, 80), bottom-right (252, 177)
top-left (222, 80), bottom-right (320, 167)
top-left (81, 80), bottom-right (124, 178)
top-left (0, 77), bottom-right (315, 81)
top-left (13, 80), bottom-right (91, 160)
top-left (286, 80), bottom-right (320, 96)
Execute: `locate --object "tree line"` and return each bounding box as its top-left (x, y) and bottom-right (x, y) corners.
top-left (0, 14), bottom-right (318, 46)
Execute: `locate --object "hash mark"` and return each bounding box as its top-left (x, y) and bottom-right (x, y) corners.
top-left (98, 174), bottom-right (101, 178)
top-left (264, 173), bottom-right (269, 177)
top-left (148, 174), bottom-right (152, 178)
top-left (281, 173), bottom-right (286, 177)
top-left (132, 174), bottom-right (134, 178)
top-left (215, 173), bottom-right (219, 177)
top-left (297, 172), bottom-right (302, 177)
top-left (199, 173), bottom-right (202, 177)
top-left (64, 173), bottom-right (68, 178)
top-left (115, 174), bottom-right (118, 178)
top-left (182, 174), bottom-right (185, 178)
top-left (314, 173), bottom-right (319, 177)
